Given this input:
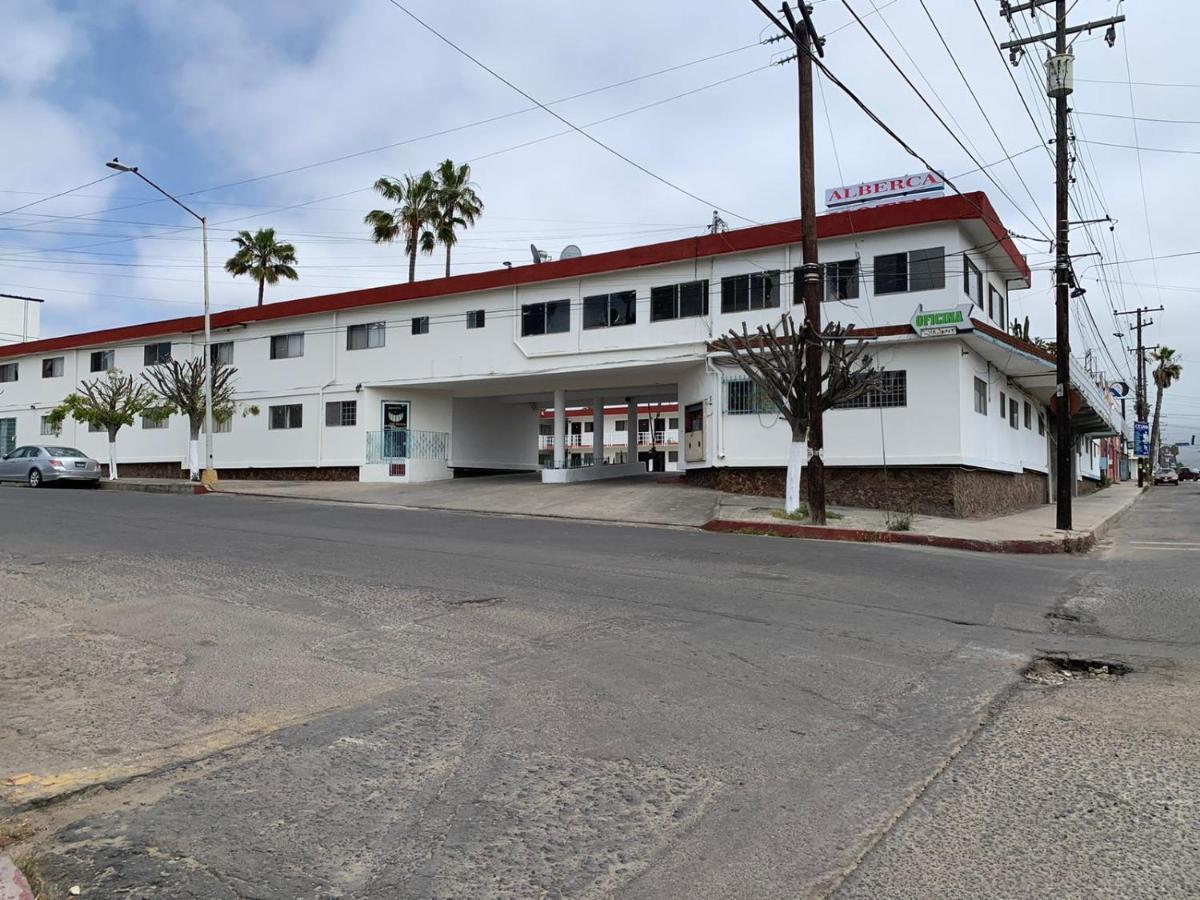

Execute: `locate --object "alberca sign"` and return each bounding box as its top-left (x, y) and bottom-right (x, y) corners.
top-left (825, 171), bottom-right (945, 210)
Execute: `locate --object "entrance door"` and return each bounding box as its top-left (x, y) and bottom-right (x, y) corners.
top-left (684, 402), bottom-right (705, 463)
top-left (381, 401), bottom-right (409, 459)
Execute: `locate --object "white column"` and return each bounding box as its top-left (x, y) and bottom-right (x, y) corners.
top-left (592, 397), bottom-right (604, 466)
top-left (554, 389), bottom-right (566, 470)
top-left (627, 398), bottom-right (638, 466)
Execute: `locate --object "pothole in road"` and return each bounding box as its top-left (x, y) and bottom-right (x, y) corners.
top-left (1045, 610), bottom-right (1082, 623)
top-left (444, 596), bottom-right (504, 608)
top-left (1023, 654), bottom-right (1132, 685)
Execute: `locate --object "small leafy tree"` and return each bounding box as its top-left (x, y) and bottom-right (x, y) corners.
top-left (47, 370), bottom-right (159, 480)
top-left (712, 316), bottom-right (880, 521)
top-left (224, 227), bottom-right (299, 307)
top-left (142, 357), bottom-right (239, 480)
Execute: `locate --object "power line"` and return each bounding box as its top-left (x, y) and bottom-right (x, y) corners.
top-left (0, 174), bottom-right (119, 219)
top-left (1075, 110), bottom-right (1200, 125)
top-left (381, 0), bottom-right (761, 225)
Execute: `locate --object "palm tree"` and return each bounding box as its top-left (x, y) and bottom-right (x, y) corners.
top-left (432, 159), bottom-right (483, 278)
top-left (1150, 346), bottom-right (1183, 468)
top-left (224, 228), bottom-right (299, 307)
top-left (364, 171), bottom-right (439, 283)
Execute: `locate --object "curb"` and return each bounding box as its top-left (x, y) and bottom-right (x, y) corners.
top-left (702, 518), bottom-right (1093, 553)
top-left (97, 480), bottom-right (212, 496)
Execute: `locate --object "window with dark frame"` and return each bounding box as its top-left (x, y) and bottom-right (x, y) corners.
top-left (973, 377), bottom-right (988, 415)
top-left (210, 341), bottom-right (234, 366)
top-left (90, 349), bottom-right (114, 372)
top-left (725, 378), bottom-right (777, 415)
top-left (964, 255), bottom-right (983, 307)
top-left (583, 290), bottom-right (637, 329)
top-left (720, 271), bottom-right (779, 314)
top-left (873, 249), bottom-right (946, 295)
top-left (999, 390), bottom-right (1007, 418)
top-left (0, 363), bottom-right (16, 383)
top-left (269, 403), bottom-right (303, 429)
top-left (141, 413), bottom-right (169, 430)
top-left (143, 342), bottom-right (172, 366)
top-left (1024, 401), bottom-right (1032, 429)
top-left (325, 400), bottom-right (357, 427)
top-left (820, 259), bottom-right (860, 301)
top-left (467, 309), bottom-right (486, 329)
top-left (1038, 412), bottom-right (1045, 435)
top-left (650, 279), bottom-right (709, 322)
top-left (1009, 397), bottom-right (1019, 429)
top-left (41, 415), bottom-right (59, 437)
top-left (873, 252), bottom-right (907, 295)
top-left (988, 285), bottom-right (1002, 322)
top-left (520, 299), bottom-right (571, 336)
top-left (42, 357), bottom-right (64, 378)
top-left (411, 316), bottom-right (430, 336)
top-left (269, 333), bottom-right (304, 360)
top-left (347, 322), bottom-right (386, 350)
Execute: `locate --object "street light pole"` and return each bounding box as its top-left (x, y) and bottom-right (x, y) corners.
top-left (105, 159), bottom-right (216, 485)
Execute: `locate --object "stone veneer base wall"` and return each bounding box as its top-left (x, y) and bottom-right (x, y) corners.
top-left (101, 462), bottom-right (359, 481)
top-left (686, 466), bottom-right (1050, 519)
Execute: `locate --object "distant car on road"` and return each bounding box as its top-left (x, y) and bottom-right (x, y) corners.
top-left (0, 445), bottom-right (102, 487)
top-left (1153, 467), bottom-right (1179, 486)
top-left (1177, 466), bottom-right (1198, 482)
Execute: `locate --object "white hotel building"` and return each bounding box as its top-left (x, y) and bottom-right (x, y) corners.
top-left (0, 190), bottom-right (1122, 517)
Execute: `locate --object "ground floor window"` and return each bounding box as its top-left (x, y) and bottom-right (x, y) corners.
top-left (269, 404), bottom-right (304, 430)
top-left (725, 377), bottom-right (776, 415)
top-left (325, 400), bottom-right (357, 427)
top-left (0, 418), bottom-right (14, 456)
top-left (973, 377), bottom-right (988, 415)
top-left (41, 416), bottom-right (60, 437)
top-left (141, 414), bottom-right (169, 430)
top-left (834, 370), bottom-right (907, 410)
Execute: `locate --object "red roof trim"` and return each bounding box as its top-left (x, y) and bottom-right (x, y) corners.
top-left (0, 192), bottom-right (1028, 360)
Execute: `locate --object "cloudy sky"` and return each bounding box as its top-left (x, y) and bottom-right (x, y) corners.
top-left (1, 0), bottom-right (1196, 441)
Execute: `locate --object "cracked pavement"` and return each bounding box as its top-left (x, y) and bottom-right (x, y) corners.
top-left (0, 483), bottom-right (1195, 897)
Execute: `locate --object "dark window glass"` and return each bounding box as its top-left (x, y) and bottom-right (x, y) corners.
top-left (90, 350), bottom-right (114, 372)
top-left (651, 285), bottom-right (676, 321)
top-left (545, 299), bottom-right (570, 334)
top-left (325, 400), bottom-right (357, 427)
top-left (874, 252), bottom-right (907, 294)
top-left (269, 404), bottom-right (303, 429)
top-left (833, 370), bottom-right (908, 410)
top-left (467, 309), bottom-right (485, 329)
top-left (521, 303), bottom-right (545, 336)
top-left (411, 316), bottom-right (429, 336)
top-left (270, 333), bottom-right (304, 359)
top-left (42, 357), bottom-right (64, 378)
top-left (210, 341), bottom-right (234, 365)
top-left (679, 280), bottom-right (707, 318)
top-left (750, 271), bottom-right (779, 309)
top-left (721, 275), bottom-right (749, 314)
top-left (1024, 401), bottom-right (1032, 429)
top-left (909, 247), bottom-right (946, 291)
top-left (822, 260), bottom-right (859, 301)
top-left (583, 294), bottom-right (610, 329)
top-left (609, 290), bottom-right (636, 326)
top-left (0, 363), bottom-right (17, 383)
top-left (347, 322), bottom-right (385, 350)
top-left (964, 255), bottom-right (983, 306)
top-left (143, 342), bottom-right (172, 366)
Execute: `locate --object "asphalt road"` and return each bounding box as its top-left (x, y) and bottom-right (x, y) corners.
top-left (0, 483), bottom-right (1194, 897)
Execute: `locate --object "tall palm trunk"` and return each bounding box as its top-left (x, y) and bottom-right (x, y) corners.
top-left (257, 277), bottom-right (265, 306)
top-left (1151, 380), bottom-right (1166, 468)
top-left (445, 246), bottom-right (451, 278)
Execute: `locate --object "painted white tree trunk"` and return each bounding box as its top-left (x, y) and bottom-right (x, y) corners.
top-left (108, 438), bottom-right (118, 481)
top-left (188, 438), bottom-right (201, 481)
top-left (785, 440), bottom-right (805, 515)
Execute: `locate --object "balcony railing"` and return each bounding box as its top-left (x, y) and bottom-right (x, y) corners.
top-left (365, 428), bottom-right (448, 463)
top-left (538, 429), bottom-right (679, 450)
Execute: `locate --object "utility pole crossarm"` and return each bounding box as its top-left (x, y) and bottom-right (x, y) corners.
top-left (1000, 15), bottom-right (1125, 49)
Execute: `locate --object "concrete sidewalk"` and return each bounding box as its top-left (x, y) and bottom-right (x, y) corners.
top-left (709, 480), bottom-right (1144, 553)
top-left (82, 472), bottom-right (1144, 553)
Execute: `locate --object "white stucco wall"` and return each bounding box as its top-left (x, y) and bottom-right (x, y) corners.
top-left (451, 397), bottom-right (538, 471)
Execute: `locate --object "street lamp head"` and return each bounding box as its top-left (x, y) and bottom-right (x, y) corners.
top-left (105, 158), bottom-right (138, 173)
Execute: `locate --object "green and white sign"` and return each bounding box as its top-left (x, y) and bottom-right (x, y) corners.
top-left (910, 303), bottom-right (975, 338)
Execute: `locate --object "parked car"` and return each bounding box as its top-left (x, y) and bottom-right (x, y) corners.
top-left (0, 445), bottom-right (102, 487)
top-left (1153, 467), bottom-right (1179, 486)
top-left (1177, 466), bottom-right (1198, 482)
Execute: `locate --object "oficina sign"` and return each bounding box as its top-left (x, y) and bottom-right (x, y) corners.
top-left (825, 171), bottom-right (945, 210)
top-left (910, 303), bottom-right (974, 338)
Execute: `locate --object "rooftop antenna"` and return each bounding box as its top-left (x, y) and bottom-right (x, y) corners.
top-left (706, 210), bottom-right (728, 234)
top-left (530, 243), bottom-right (551, 264)
top-left (559, 244), bottom-right (582, 261)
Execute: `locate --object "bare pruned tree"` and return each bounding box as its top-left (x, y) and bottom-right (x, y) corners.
top-left (47, 370), bottom-right (160, 480)
top-left (142, 358), bottom-right (239, 480)
top-left (712, 315), bottom-right (881, 519)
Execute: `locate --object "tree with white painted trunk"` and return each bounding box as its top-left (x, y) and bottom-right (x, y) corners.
top-left (46, 370), bottom-right (159, 481)
top-left (142, 358), bottom-right (239, 480)
top-left (712, 316), bottom-right (880, 516)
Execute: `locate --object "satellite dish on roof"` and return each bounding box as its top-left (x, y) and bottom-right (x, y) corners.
top-left (560, 244), bottom-right (582, 260)
top-left (530, 243), bottom-right (551, 264)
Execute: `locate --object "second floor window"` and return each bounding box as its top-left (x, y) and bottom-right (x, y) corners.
top-left (963, 255), bottom-right (983, 306)
top-left (583, 291), bottom-right (636, 329)
top-left (521, 299), bottom-right (570, 336)
top-left (467, 309), bottom-right (486, 329)
top-left (0, 363), bottom-right (17, 383)
top-left (42, 357), bottom-right (64, 378)
top-left (650, 280), bottom-right (708, 322)
top-left (874, 247), bottom-right (945, 295)
top-left (821, 259), bottom-right (860, 301)
top-left (144, 342), bottom-right (172, 366)
top-left (347, 322), bottom-right (386, 350)
top-left (720, 271), bottom-right (779, 314)
top-left (974, 377), bottom-right (988, 415)
top-left (411, 316), bottom-right (430, 336)
top-left (270, 333), bottom-right (304, 360)
top-left (210, 341), bottom-right (234, 365)
top-left (90, 349), bottom-right (114, 372)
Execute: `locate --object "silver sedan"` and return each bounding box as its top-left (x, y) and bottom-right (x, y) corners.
top-left (0, 444), bottom-right (102, 487)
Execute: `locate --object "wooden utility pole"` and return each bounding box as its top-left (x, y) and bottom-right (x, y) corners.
top-left (752, 0), bottom-right (828, 523)
top-left (1001, 0), bottom-right (1124, 531)
top-left (1116, 305), bottom-right (1163, 486)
